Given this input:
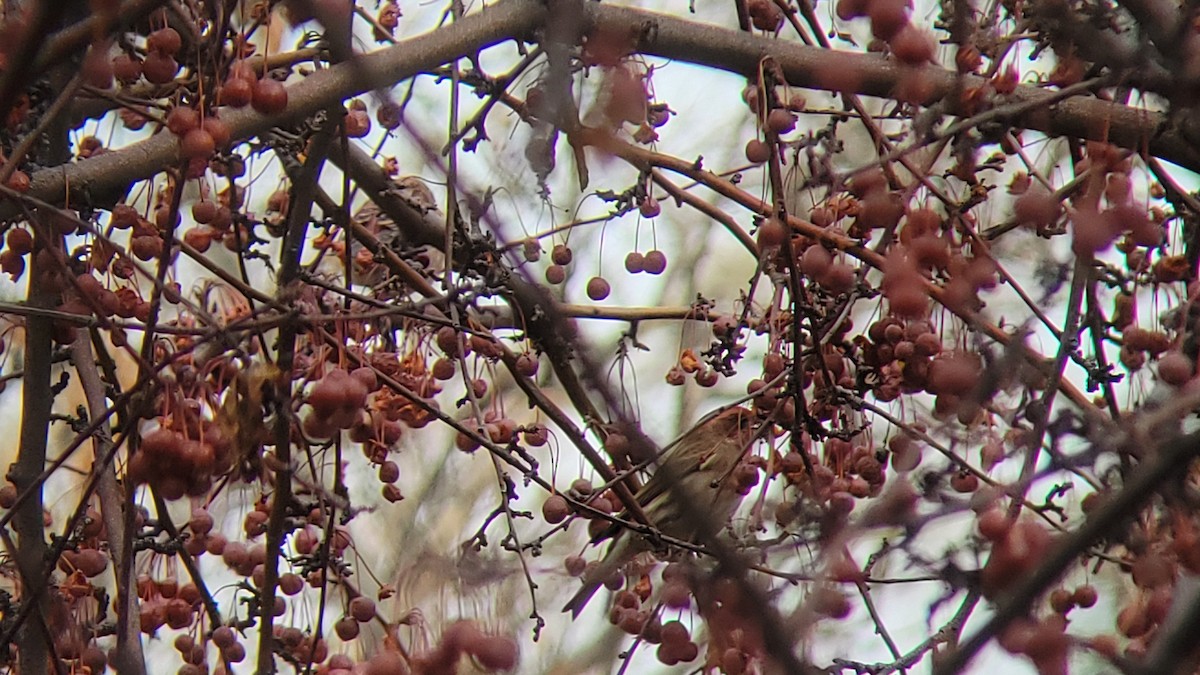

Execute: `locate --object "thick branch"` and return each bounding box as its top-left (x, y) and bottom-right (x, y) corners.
top-left (69, 336), bottom-right (146, 675)
top-left (4, 0), bottom-right (1197, 223)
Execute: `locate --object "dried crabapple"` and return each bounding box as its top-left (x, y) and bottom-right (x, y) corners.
top-left (252, 77), bottom-right (288, 115)
top-left (745, 138), bottom-right (771, 164)
top-left (667, 362), bottom-right (686, 384)
top-left (523, 425), bottom-right (548, 446)
top-left (624, 251), bottom-right (645, 273)
top-left (279, 572), bottom-right (304, 596)
top-left (660, 620), bottom-right (689, 644)
top-left (695, 367), bottom-right (719, 387)
top-left (889, 25), bottom-right (935, 64)
top-left (335, 616), bottom-right (360, 640)
top-left (756, 217), bottom-right (788, 248)
top-left (112, 52), bottom-right (142, 83)
top-left (379, 460), bottom-right (400, 483)
top-left (351, 366), bottom-right (379, 390)
top-left (223, 641), bottom-right (247, 662)
top-left (1049, 588), bottom-right (1075, 614)
top-left (661, 581), bottom-right (690, 608)
top-left (147, 27), bottom-right (182, 55)
top-left (642, 249), bottom-right (667, 274)
top-left (1073, 585), bottom-right (1098, 608)
top-left (618, 609), bottom-right (648, 634)
top-left (949, 470), bottom-right (978, 493)
top-left (849, 168), bottom-right (887, 198)
top-left (212, 625), bottom-right (236, 649)
top-left (431, 357), bottom-right (456, 380)
top-left (868, 0), bottom-right (910, 40)
top-left (766, 108), bottom-right (796, 134)
top-left (142, 51), bottom-right (178, 84)
top-left (747, 0), bottom-right (785, 30)
top-left (799, 245), bottom-right (832, 277)
top-left (565, 555), bottom-right (587, 577)
top-left (203, 117), bottom-right (232, 148)
top-left (166, 107), bottom-right (199, 136)
top-left (180, 128), bottom-right (215, 160)
top-left (1157, 351), bottom-right (1194, 386)
top-left (551, 243), bottom-right (573, 265)
top-left (377, 102), bottom-right (402, 129)
top-left (220, 75), bottom-right (254, 108)
top-left (586, 276), bottom-right (611, 301)
top-left (545, 264), bottom-right (566, 284)
top-left (3, 170), bottom-right (28, 193)
top-left (345, 107), bottom-right (371, 137)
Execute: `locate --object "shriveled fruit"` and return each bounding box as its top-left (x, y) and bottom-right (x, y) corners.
top-left (586, 276), bottom-right (611, 301)
top-left (252, 78), bottom-right (288, 115)
top-left (643, 250), bottom-right (667, 274)
top-left (745, 138), bottom-right (771, 163)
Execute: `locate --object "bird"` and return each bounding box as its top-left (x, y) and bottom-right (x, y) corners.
top-left (342, 175), bottom-right (440, 287)
top-left (562, 406), bottom-right (757, 618)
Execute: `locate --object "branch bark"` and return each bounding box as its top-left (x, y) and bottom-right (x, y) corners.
top-left (4, 0), bottom-right (1196, 225)
top-left (68, 336), bottom-right (146, 675)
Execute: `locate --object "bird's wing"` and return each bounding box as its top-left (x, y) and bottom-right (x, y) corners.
top-left (635, 444), bottom-right (714, 509)
top-left (587, 437), bottom-right (721, 545)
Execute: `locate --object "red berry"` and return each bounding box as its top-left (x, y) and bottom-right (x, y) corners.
top-left (1073, 585), bottom-right (1098, 608)
top-left (166, 107), bottom-right (200, 136)
top-left (756, 217), bottom-right (788, 248)
top-left (6, 227), bottom-right (33, 255)
top-left (551, 244), bottom-right (573, 265)
top-left (252, 78), bottom-right (288, 115)
top-left (349, 596), bottom-right (375, 622)
top-left (147, 27), bottom-right (182, 55)
top-left (142, 51), bottom-right (178, 84)
top-left (112, 53), bottom-right (142, 83)
top-left (219, 76), bottom-right (253, 107)
top-left (376, 102), bottom-right (402, 130)
top-left (191, 201), bottom-right (216, 225)
top-left (799, 245), bottom-right (832, 277)
top-left (565, 555), bottom-right (587, 577)
top-left (643, 250), bottom-right (667, 274)
top-left (586, 276), bottom-right (611, 301)
top-left (1158, 351), bottom-right (1194, 386)
top-left (180, 128), bottom-right (215, 160)
top-left (203, 117), bottom-right (231, 148)
top-left (542, 494), bottom-right (569, 524)
top-left (514, 352), bottom-right (538, 377)
top-left (766, 108), bottom-right (795, 134)
top-left (334, 616), bottom-right (360, 640)
top-left (745, 138), bottom-right (771, 163)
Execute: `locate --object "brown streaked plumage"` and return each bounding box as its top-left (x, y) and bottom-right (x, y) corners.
top-left (562, 406), bottom-right (756, 618)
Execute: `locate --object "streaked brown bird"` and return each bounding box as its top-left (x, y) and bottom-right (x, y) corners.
top-left (562, 406), bottom-right (757, 618)
top-left (346, 175), bottom-right (440, 286)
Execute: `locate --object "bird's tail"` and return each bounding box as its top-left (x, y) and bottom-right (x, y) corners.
top-left (562, 577), bottom-right (604, 618)
top-left (562, 536), bottom-right (632, 618)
